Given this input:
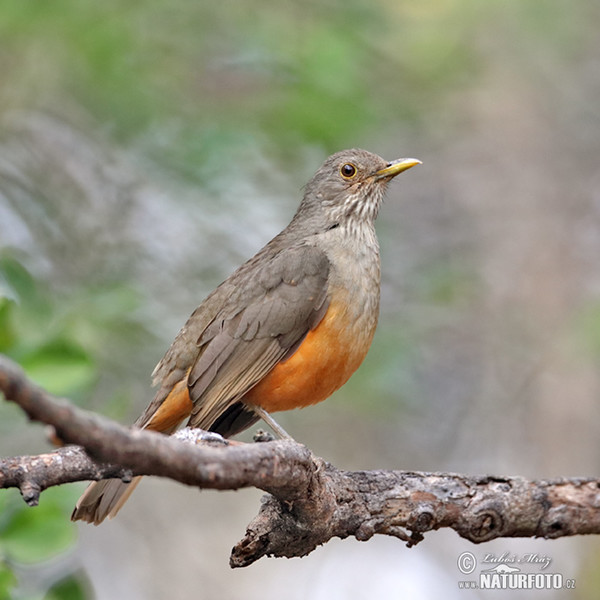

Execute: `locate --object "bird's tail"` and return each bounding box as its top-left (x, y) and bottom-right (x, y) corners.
top-left (71, 377), bottom-right (193, 524)
top-left (71, 476), bottom-right (142, 525)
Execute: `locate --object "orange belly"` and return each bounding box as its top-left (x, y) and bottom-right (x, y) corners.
top-left (146, 377), bottom-right (193, 432)
top-left (243, 299), bottom-right (374, 413)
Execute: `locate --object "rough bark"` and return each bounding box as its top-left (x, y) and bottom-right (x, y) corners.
top-left (1, 354), bottom-right (599, 568)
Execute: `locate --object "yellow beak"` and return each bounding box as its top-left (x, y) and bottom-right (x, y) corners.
top-left (374, 157), bottom-right (422, 179)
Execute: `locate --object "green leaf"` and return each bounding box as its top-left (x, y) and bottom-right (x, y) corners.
top-left (44, 573), bottom-right (90, 600)
top-left (0, 298), bottom-right (16, 353)
top-left (0, 488), bottom-right (78, 565)
top-left (0, 255), bottom-right (50, 318)
top-left (0, 561), bottom-right (17, 600)
top-left (19, 340), bottom-right (96, 398)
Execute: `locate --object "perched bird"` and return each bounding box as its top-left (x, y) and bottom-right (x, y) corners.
top-left (72, 148), bottom-right (420, 524)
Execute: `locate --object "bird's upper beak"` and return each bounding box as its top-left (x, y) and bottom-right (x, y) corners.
top-left (374, 158), bottom-right (422, 179)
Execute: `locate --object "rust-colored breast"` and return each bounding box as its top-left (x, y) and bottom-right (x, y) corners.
top-left (243, 296), bottom-right (375, 413)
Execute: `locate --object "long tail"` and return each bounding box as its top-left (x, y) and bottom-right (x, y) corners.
top-left (71, 378), bottom-right (192, 525)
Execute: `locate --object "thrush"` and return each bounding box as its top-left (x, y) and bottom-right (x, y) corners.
top-left (72, 148), bottom-right (421, 524)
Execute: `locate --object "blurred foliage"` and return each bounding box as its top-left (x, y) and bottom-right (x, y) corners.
top-left (0, 488), bottom-right (85, 600)
top-left (0, 253), bottom-right (142, 403)
top-left (0, 563), bottom-right (16, 600)
top-left (0, 246), bottom-right (143, 600)
top-left (0, 254), bottom-right (95, 597)
top-left (0, 489), bottom-right (77, 565)
top-left (0, 249), bottom-right (156, 418)
top-left (44, 575), bottom-right (89, 600)
top-left (0, 0), bottom-right (486, 176)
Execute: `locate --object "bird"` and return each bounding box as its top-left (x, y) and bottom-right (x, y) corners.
top-left (71, 148), bottom-right (421, 524)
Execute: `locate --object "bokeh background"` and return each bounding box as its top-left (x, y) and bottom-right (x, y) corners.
top-left (1, 1), bottom-right (600, 598)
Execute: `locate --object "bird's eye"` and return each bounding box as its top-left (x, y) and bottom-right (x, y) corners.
top-left (340, 163), bottom-right (357, 179)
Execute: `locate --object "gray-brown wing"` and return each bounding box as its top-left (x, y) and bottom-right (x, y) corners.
top-left (186, 243), bottom-right (330, 428)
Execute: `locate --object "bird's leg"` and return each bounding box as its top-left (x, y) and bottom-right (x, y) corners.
top-left (251, 406), bottom-right (293, 440)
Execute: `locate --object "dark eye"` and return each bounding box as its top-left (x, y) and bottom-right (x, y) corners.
top-left (340, 163), bottom-right (357, 179)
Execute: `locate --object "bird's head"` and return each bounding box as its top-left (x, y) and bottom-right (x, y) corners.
top-left (297, 148), bottom-right (420, 231)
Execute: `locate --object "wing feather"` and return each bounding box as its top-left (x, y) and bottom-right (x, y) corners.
top-left (187, 243), bottom-right (330, 429)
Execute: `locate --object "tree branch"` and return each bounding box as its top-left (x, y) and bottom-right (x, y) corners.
top-left (1, 354), bottom-right (599, 568)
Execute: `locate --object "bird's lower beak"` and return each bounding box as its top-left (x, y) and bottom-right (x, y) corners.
top-left (374, 158), bottom-right (422, 179)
